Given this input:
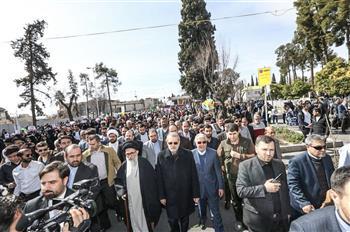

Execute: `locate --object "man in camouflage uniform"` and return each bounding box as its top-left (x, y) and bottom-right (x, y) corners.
top-left (218, 123), bottom-right (255, 224)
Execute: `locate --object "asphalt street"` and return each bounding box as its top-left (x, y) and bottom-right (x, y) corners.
top-left (107, 200), bottom-right (238, 232)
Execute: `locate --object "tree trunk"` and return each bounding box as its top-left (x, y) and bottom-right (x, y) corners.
top-left (30, 81), bottom-right (36, 126)
top-left (322, 37), bottom-right (329, 65)
top-left (85, 82), bottom-right (89, 118)
top-left (67, 107), bottom-right (74, 121)
top-left (287, 67), bottom-right (292, 85)
top-left (310, 59), bottom-right (315, 87)
top-left (346, 28), bottom-right (350, 62)
top-left (28, 35), bottom-right (37, 126)
top-left (106, 76), bottom-right (113, 116)
top-left (292, 64), bottom-right (297, 81)
top-left (301, 67), bottom-right (305, 81)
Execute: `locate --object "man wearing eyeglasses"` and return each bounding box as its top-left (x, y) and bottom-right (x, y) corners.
top-left (288, 134), bottom-right (334, 219)
top-left (12, 148), bottom-right (44, 201)
top-left (116, 141), bottom-right (161, 232)
top-left (156, 132), bottom-right (200, 232)
top-left (192, 133), bottom-right (224, 231)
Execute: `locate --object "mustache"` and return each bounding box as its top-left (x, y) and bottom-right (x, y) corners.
top-left (43, 191), bottom-right (54, 195)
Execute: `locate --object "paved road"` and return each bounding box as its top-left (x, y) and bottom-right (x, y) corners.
top-left (107, 200), bottom-right (239, 232)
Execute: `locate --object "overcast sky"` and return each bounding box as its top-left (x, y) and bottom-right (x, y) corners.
top-left (0, 0), bottom-right (346, 116)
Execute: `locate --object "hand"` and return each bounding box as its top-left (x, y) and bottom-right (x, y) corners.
top-left (264, 179), bottom-right (281, 193)
top-left (160, 199), bottom-right (166, 206)
top-left (218, 189), bottom-right (224, 198)
top-left (302, 205), bottom-right (315, 214)
top-left (230, 150), bottom-right (240, 159)
top-left (122, 194), bottom-right (127, 200)
top-left (193, 198), bottom-right (199, 204)
top-left (62, 207), bottom-right (89, 232)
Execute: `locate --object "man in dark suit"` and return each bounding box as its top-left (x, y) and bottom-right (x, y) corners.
top-left (156, 132), bottom-right (200, 232)
top-left (21, 161), bottom-right (74, 222)
top-left (288, 134), bottom-right (334, 219)
top-left (203, 125), bottom-right (220, 150)
top-left (192, 133), bottom-right (224, 231)
top-left (180, 121), bottom-right (196, 147)
top-left (0, 145), bottom-right (21, 193)
top-left (64, 144), bottom-right (100, 198)
top-left (236, 135), bottom-right (291, 232)
top-left (52, 135), bottom-right (73, 162)
top-left (290, 165), bottom-right (350, 231)
top-left (64, 144), bottom-right (101, 231)
top-left (166, 125), bottom-right (193, 150)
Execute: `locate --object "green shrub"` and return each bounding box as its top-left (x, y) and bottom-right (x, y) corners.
top-left (274, 126), bottom-right (304, 144)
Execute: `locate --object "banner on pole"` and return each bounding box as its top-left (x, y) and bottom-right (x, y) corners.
top-left (258, 67), bottom-right (271, 87)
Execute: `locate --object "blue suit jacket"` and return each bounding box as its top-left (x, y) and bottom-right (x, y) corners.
top-left (288, 152), bottom-right (334, 213)
top-left (192, 147), bottom-right (224, 198)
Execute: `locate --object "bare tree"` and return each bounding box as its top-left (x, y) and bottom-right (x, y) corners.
top-left (190, 40), bottom-right (218, 98)
top-left (194, 42), bottom-right (241, 116)
top-left (215, 48), bottom-right (240, 116)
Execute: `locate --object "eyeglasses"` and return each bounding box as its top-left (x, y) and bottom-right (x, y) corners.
top-left (311, 145), bottom-right (326, 151)
top-left (38, 148), bottom-right (48, 152)
top-left (197, 141), bottom-right (207, 144)
top-left (167, 142), bottom-right (179, 145)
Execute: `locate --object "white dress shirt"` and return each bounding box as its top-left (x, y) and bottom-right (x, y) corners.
top-left (91, 151), bottom-right (108, 180)
top-left (12, 160), bottom-right (44, 196)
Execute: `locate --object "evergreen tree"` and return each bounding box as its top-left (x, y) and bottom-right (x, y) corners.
top-left (271, 73), bottom-right (277, 84)
top-left (94, 62), bottom-right (121, 115)
top-left (318, 0), bottom-right (350, 61)
top-left (250, 75), bottom-right (254, 86)
top-left (80, 73), bottom-right (92, 118)
top-left (11, 20), bottom-right (56, 126)
top-left (294, 0), bottom-right (334, 65)
top-left (255, 76), bottom-right (259, 86)
top-left (55, 70), bottom-right (79, 121)
top-left (178, 0), bottom-right (218, 99)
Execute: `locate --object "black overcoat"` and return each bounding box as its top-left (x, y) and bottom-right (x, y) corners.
top-left (156, 148), bottom-right (200, 219)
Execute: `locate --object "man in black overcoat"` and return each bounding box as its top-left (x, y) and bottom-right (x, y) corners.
top-left (156, 132), bottom-right (200, 232)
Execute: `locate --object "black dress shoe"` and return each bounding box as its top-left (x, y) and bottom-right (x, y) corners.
top-left (201, 224), bottom-right (207, 230)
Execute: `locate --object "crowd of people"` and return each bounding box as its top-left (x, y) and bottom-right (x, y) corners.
top-left (0, 97), bottom-right (349, 232)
